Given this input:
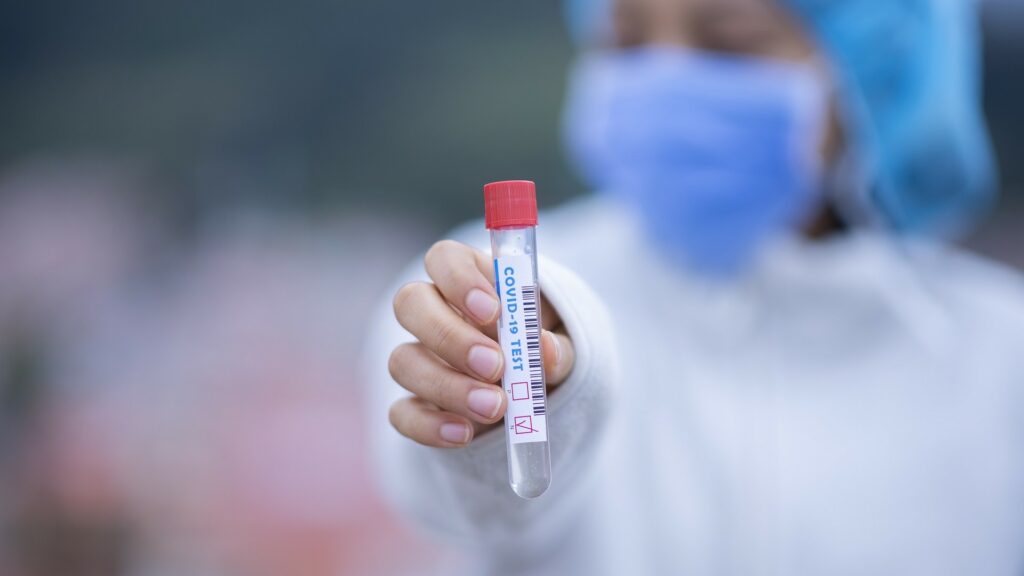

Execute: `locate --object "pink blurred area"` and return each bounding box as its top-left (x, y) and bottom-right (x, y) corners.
top-left (0, 159), bottom-right (457, 576)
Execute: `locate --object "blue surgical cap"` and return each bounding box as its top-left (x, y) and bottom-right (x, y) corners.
top-left (562, 0), bottom-right (998, 237)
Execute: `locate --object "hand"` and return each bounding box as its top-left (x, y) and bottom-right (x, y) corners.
top-left (388, 240), bottom-right (575, 448)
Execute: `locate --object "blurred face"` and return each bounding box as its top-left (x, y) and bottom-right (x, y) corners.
top-left (562, 0), bottom-right (848, 273)
top-left (611, 0), bottom-right (842, 163)
top-left (613, 0), bottom-right (815, 61)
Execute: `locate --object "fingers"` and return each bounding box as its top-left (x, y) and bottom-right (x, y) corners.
top-left (389, 342), bottom-right (506, 424)
top-left (542, 329), bottom-right (575, 386)
top-left (393, 281), bottom-right (503, 382)
top-left (425, 240), bottom-right (499, 326)
top-left (387, 331), bottom-right (575, 448)
top-left (389, 239), bottom-right (576, 449)
top-left (389, 396), bottom-right (475, 448)
top-left (424, 240), bottom-right (561, 338)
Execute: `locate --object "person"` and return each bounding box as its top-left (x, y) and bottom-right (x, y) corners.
top-left (363, 0), bottom-right (1024, 573)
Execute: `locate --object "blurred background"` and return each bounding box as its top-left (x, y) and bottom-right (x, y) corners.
top-left (0, 1), bottom-right (1021, 574)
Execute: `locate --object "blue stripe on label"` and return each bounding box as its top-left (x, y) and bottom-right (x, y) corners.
top-left (493, 258), bottom-right (500, 297)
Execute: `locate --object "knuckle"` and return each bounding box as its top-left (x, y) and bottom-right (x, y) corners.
top-left (389, 399), bottom-right (426, 444)
top-left (426, 240), bottom-right (475, 291)
top-left (393, 281), bottom-right (433, 321)
top-left (433, 371), bottom-right (463, 408)
top-left (392, 281), bottom-right (418, 316)
top-left (432, 318), bottom-right (460, 356)
top-left (425, 239), bottom-right (459, 269)
top-left (388, 401), bottom-right (406, 433)
top-left (445, 265), bottom-right (474, 292)
top-left (387, 345), bottom-right (408, 382)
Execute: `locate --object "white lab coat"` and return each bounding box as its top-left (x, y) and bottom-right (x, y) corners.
top-left (363, 194), bottom-right (1024, 575)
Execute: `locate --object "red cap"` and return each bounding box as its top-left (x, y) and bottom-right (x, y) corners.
top-left (484, 180), bottom-right (537, 229)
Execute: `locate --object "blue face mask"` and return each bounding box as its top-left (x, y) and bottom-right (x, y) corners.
top-left (563, 46), bottom-right (829, 276)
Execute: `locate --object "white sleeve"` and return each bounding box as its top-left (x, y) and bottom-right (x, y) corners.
top-left (361, 250), bottom-right (619, 549)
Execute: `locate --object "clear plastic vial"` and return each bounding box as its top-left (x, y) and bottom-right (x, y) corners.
top-left (484, 180), bottom-right (552, 499)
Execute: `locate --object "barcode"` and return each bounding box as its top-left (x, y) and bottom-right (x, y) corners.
top-left (522, 284), bottom-right (545, 416)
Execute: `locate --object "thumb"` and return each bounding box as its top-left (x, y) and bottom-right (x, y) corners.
top-left (542, 329), bottom-right (575, 386)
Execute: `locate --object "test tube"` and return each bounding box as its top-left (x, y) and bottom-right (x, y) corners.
top-left (484, 180), bottom-right (552, 499)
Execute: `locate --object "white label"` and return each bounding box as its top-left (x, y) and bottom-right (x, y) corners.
top-left (494, 255), bottom-right (548, 445)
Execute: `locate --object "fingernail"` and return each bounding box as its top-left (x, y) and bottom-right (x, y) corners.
top-left (440, 422), bottom-right (470, 444)
top-left (467, 388), bottom-right (502, 419)
top-left (467, 345), bottom-right (501, 380)
top-left (546, 331), bottom-right (562, 368)
top-left (465, 288), bottom-right (499, 322)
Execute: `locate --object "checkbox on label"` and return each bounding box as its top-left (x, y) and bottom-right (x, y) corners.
top-left (513, 415), bottom-right (536, 435)
top-left (510, 381), bottom-right (530, 401)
